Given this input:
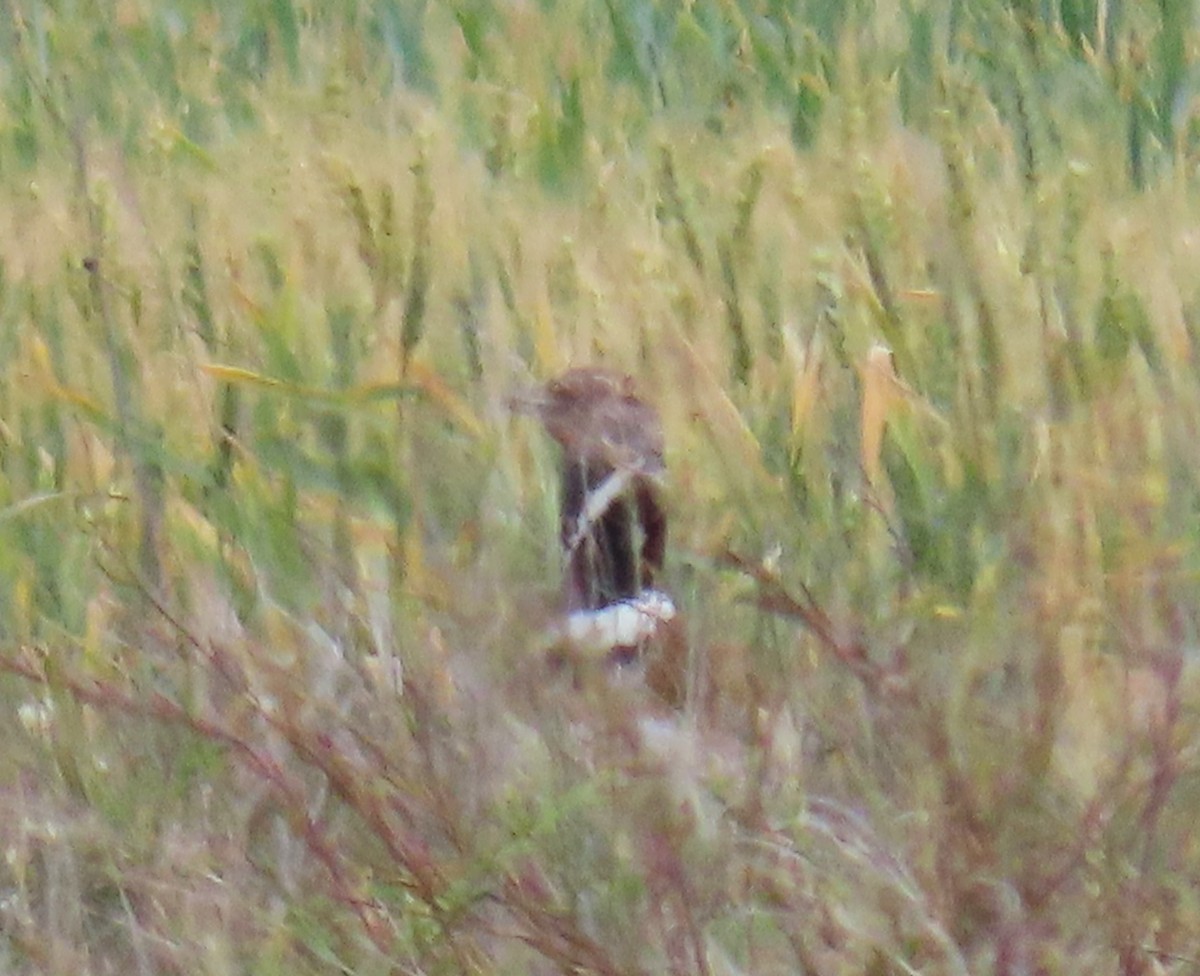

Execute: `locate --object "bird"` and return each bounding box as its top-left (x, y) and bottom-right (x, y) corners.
top-left (515, 367), bottom-right (687, 705)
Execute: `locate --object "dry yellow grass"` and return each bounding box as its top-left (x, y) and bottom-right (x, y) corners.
top-left (2, 3), bottom-right (1200, 973)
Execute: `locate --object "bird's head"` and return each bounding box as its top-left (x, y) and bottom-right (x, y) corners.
top-left (512, 367), bottom-right (665, 478)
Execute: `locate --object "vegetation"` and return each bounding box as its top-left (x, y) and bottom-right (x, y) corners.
top-left (3, 1), bottom-right (1200, 972)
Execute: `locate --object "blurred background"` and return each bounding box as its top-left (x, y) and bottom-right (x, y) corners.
top-left (2, 2), bottom-right (1200, 972)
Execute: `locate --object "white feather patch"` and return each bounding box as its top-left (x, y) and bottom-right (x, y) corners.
top-left (558, 589), bottom-right (677, 656)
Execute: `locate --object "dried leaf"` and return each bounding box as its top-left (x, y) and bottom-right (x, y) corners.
top-left (859, 342), bottom-right (901, 488)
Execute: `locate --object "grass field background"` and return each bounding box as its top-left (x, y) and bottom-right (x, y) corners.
top-left (3, 1), bottom-right (1200, 972)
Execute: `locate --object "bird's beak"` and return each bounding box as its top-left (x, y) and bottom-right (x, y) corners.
top-left (506, 383), bottom-right (549, 418)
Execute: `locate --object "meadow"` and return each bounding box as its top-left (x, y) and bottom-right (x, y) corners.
top-left (2, 1), bottom-right (1200, 972)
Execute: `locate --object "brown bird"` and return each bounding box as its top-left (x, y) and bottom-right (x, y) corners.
top-left (516, 367), bottom-right (687, 705)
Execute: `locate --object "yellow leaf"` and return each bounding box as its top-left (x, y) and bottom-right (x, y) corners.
top-left (203, 361), bottom-right (484, 439)
top-left (404, 361), bottom-right (485, 440)
top-left (27, 334), bottom-right (55, 384)
top-left (898, 287), bottom-right (940, 304)
top-left (668, 331), bottom-right (772, 484)
top-left (203, 362), bottom-right (360, 406)
top-left (200, 363), bottom-right (287, 391)
top-left (48, 384), bottom-right (106, 414)
top-left (859, 342), bottom-right (901, 488)
top-left (784, 328), bottom-right (822, 448)
top-left (25, 335), bottom-right (105, 414)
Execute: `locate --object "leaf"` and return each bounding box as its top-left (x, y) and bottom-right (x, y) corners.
top-left (859, 342), bottom-right (901, 491)
top-left (403, 361), bottom-right (485, 440)
top-left (401, 152), bottom-right (433, 366)
top-left (201, 363), bottom-right (289, 393)
top-left (784, 328), bottom-right (822, 449)
top-left (0, 491), bottom-right (76, 526)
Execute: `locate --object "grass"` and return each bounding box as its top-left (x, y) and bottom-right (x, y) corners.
top-left (2, 0), bottom-right (1200, 972)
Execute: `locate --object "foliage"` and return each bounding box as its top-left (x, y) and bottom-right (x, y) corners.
top-left (2, 0), bottom-right (1200, 973)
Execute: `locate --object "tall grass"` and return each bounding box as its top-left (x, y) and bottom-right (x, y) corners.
top-left (2, 1), bottom-right (1200, 973)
